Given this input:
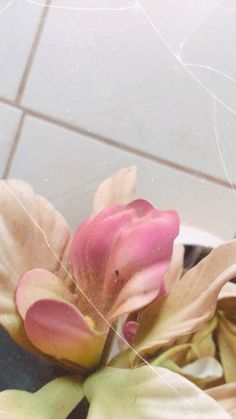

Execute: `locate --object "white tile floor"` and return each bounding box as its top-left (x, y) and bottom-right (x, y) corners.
top-left (0, 0), bottom-right (236, 239)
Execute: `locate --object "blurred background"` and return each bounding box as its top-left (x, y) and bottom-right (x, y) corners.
top-left (0, 0), bottom-right (236, 239)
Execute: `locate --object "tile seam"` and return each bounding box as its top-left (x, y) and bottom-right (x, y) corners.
top-left (15, 0), bottom-right (52, 105)
top-left (0, 96), bottom-right (235, 190)
top-left (3, 113), bottom-right (26, 179)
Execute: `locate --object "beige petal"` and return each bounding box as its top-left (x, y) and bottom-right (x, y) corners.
top-left (0, 180), bottom-right (71, 349)
top-left (207, 383), bottom-right (236, 418)
top-left (218, 282), bottom-right (236, 316)
top-left (92, 166), bottom-right (137, 214)
top-left (130, 240), bottom-right (236, 366)
top-left (165, 244), bottom-right (184, 291)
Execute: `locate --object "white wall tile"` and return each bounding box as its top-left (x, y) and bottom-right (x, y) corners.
top-left (0, 102), bottom-right (22, 177)
top-left (21, 1), bottom-right (236, 185)
top-left (0, 0), bottom-right (46, 100)
top-left (8, 116), bottom-right (236, 239)
top-left (139, 0), bottom-right (223, 56)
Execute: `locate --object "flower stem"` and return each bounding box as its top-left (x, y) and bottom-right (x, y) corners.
top-left (99, 322), bottom-right (117, 367)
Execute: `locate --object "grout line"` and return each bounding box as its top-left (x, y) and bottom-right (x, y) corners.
top-left (23, 107), bottom-right (236, 190)
top-left (15, 0), bottom-right (52, 105)
top-left (0, 96), bottom-right (18, 108)
top-left (0, 95), bottom-right (235, 190)
top-left (3, 113), bottom-right (26, 179)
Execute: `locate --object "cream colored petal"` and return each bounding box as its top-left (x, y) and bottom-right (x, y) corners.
top-left (218, 282), bottom-right (236, 316)
top-left (130, 240), bottom-right (236, 366)
top-left (0, 180), bottom-right (71, 349)
top-left (207, 383), bottom-right (236, 418)
top-left (92, 166), bottom-right (137, 214)
top-left (164, 244), bottom-right (184, 291)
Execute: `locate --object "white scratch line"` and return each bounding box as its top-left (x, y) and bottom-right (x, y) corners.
top-left (137, 1), bottom-right (236, 194)
top-left (0, 0), bottom-right (15, 16)
top-left (178, 0), bottom-right (225, 58)
top-left (136, 1), bottom-right (236, 117)
top-left (212, 100), bottom-right (236, 195)
top-left (24, 0), bottom-right (138, 11)
top-left (184, 63), bottom-right (236, 86)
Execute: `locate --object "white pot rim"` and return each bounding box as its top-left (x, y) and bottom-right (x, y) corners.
top-left (176, 225), bottom-right (224, 248)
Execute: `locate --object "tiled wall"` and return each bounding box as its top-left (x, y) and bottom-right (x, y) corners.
top-left (0, 0), bottom-right (235, 239)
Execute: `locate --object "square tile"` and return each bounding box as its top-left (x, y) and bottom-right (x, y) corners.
top-left (21, 1), bottom-right (236, 185)
top-left (8, 115), bottom-right (236, 240)
top-left (0, 102), bottom-right (22, 177)
top-left (0, 0), bottom-right (46, 100)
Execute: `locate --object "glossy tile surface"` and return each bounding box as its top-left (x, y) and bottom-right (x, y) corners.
top-left (21, 0), bottom-right (236, 183)
top-left (9, 116), bottom-right (236, 239)
top-left (0, 0), bottom-right (45, 100)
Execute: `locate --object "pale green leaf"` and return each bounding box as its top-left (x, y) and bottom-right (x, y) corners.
top-left (0, 376), bottom-right (83, 419)
top-left (217, 314), bottom-right (236, 383)
top-left (83, 366), bottom-right (231, 419)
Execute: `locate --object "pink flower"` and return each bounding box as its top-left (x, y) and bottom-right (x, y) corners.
top-left (0, 179), bottom-right (179, 371)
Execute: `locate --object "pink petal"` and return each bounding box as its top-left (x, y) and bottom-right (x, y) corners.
top-left (25, 299), bottom-right (106, 368)
top-left (71, 199), bottom-right (179, 319)
top-left (70, 205), bottom-right (135, 310)
top-left (127, 199), bottom-right (154, 215)
top-left (107, 261), bottom-right (168, 322)
top-left (71, 200), bottom-right (156, 293)
top-left (123, 321), bottom-right (139, 344)
top-left (104, 209), bottom-right (179, 299)
top-left (15, 269), bottom-right (72, 320)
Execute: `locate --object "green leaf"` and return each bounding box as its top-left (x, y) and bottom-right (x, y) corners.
top-left (152, 336), bottom-right (222, 387)
top-left (83, 366), bottom-right (231, 418)
top-left (150, 317), bottom-right (221, 388)
top-left (0, 376), bottom-right (83, 419)
top-left (217, 313), bottom-right (236, 383)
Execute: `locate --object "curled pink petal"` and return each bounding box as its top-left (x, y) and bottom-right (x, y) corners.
top-left (71, 205), bottom-right (132, 282)
top-left (25, 299), bottom-right (106, 368)
top-left (123, 321), bottom-right (139, 344)
top-left (15, 268), bottom-right (72, 320)
top-left (103, 209), bottom-right (179, 306)
top-left (107, 262), bottom-right (168, 322)
top-left (127, 199), bottom-right (154, 215)
top-left (71, 199), bottom-right (179, 318)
